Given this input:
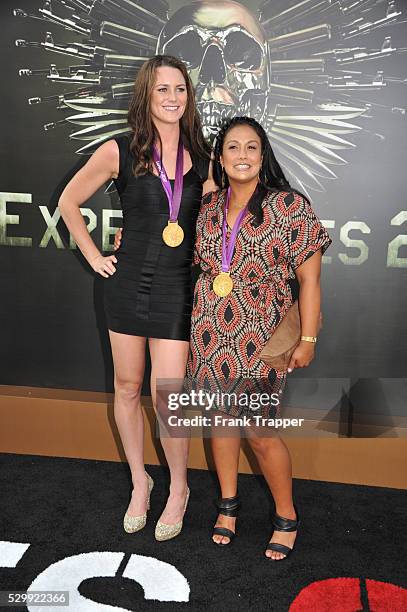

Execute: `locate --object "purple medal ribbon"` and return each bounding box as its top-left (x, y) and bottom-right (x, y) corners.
top-left (221, 186), bottom-right (248, 272)
top-left (153, 138), bottom-right (184, 222)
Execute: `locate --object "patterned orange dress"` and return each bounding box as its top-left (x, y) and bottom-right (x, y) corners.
top-left (186, 187), bottom-right (332, 419)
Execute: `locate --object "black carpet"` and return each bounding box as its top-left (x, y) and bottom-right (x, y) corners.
top-left (0, 453), bottom-right (406, 612)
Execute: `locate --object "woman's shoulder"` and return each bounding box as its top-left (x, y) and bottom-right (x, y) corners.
top-left (111, 131), bottom-right (132, 142)
top-left (109, 131), bottom-right (132, 153)
top-left (201, 188), bottom-right (222, 209)
top-left (99, 133), bottom-right (132, 166)
top-left (106, 132), bottom-right (133, 191)
top-left (264, 188), bottom-right (309, 217)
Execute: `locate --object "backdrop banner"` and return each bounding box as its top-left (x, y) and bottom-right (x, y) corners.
top-left (1, 0), bottom-right (406, 428)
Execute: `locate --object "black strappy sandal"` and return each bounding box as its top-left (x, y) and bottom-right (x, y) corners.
top-left (212, 494), bottom-right (241, 545)
top-left (265, 505), bottom-right (300, 560)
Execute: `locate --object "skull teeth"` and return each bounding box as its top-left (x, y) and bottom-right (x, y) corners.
top-left (198, 101), bottom-right (235, 127)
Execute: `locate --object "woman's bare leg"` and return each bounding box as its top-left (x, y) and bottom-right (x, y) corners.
top-left (149, 338), bottom-right (190, 524)
top-left (246, 427), bottom-right (297, 560)
top-left (211, 423), bottom-right (241, 544)
top-left (109, 331), bottom-right (149, 516)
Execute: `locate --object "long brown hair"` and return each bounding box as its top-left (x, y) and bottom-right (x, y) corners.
top-left (127, 55), bottom-right (210, 176)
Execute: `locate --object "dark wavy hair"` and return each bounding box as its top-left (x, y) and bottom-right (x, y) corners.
top-left (127, 55), bottom-right (211, 176)
top-left (213, 116), bottom-right (308, 225)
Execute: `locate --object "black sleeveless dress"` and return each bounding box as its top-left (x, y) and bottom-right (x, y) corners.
top-left (104, 134), bottom-right (209, 340)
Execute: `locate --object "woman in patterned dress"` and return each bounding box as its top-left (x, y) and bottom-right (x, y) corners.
top-left (186, 117), bottom-right (332, 559)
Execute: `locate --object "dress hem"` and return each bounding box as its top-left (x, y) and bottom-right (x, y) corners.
top-left (106, 315), bottom-right (190, 341)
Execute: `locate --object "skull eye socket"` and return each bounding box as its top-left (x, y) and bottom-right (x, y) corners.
top-left (224, 32), bottom-right (263, 71)
top-left (164, 31), bottom-right (204, 69)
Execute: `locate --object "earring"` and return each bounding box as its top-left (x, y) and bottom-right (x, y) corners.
top-left (221, 165), bottom-right (226, 188)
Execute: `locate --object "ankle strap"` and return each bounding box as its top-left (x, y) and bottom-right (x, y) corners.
top-left (273, 513), bottom-right (299, 532)
top-left (215, 495), bottom-right (241, 517)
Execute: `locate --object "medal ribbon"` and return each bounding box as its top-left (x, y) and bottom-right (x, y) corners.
top-left (153, 138), bottom-right (184, 222)
top-left (221, 186), bottom-right (248, 272)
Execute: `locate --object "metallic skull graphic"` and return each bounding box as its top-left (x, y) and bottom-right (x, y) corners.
top-left (13, 0), bottom-right (406, 196)
top-left (157, 1), bottom-right (268, 137)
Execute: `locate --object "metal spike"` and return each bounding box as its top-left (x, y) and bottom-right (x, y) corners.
top-left (100, 21), bottom-right (158, 50)
top-left (268, 24), bottom-right (331, 53)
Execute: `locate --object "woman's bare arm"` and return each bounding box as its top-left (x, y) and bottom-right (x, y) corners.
top-left (287, 250), bottom-right (322, 371)
top-left (295, 250), bottom-right (322, 338)
top-left (58, 139), bottom-right (119, 277)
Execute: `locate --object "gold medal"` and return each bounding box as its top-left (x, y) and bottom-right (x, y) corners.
top-left (162, 221), bottom-right (184, 247)
top-left (213, 271), bottom-right (233, 297)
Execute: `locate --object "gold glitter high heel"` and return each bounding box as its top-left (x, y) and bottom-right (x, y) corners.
top-left (155, 487), bottom-right (190, 541)
top-left (123, 472), bottom-right (154, 533)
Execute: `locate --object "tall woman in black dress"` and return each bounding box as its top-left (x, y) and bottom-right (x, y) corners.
top-left (58, 55), bottom-right (212, 541)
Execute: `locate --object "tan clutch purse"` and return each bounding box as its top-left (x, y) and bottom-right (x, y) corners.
top-left (259, 301), bottom-right (322, 371)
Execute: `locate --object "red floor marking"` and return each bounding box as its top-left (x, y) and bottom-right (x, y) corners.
top-left (290, 577), bottom-right (407, 611)
top-left (366, 579), bottom-right (407, 611)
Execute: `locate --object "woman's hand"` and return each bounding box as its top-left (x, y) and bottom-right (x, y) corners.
top-left (287, 341), bottom-right (316, 373)
top-left (90, 254), bottom-right (117, 278)
top-left (114, 227), bottom-right (123, 250)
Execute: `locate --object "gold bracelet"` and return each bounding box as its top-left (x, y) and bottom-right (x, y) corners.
top-left (301, 335), bottom-right (317, 343)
